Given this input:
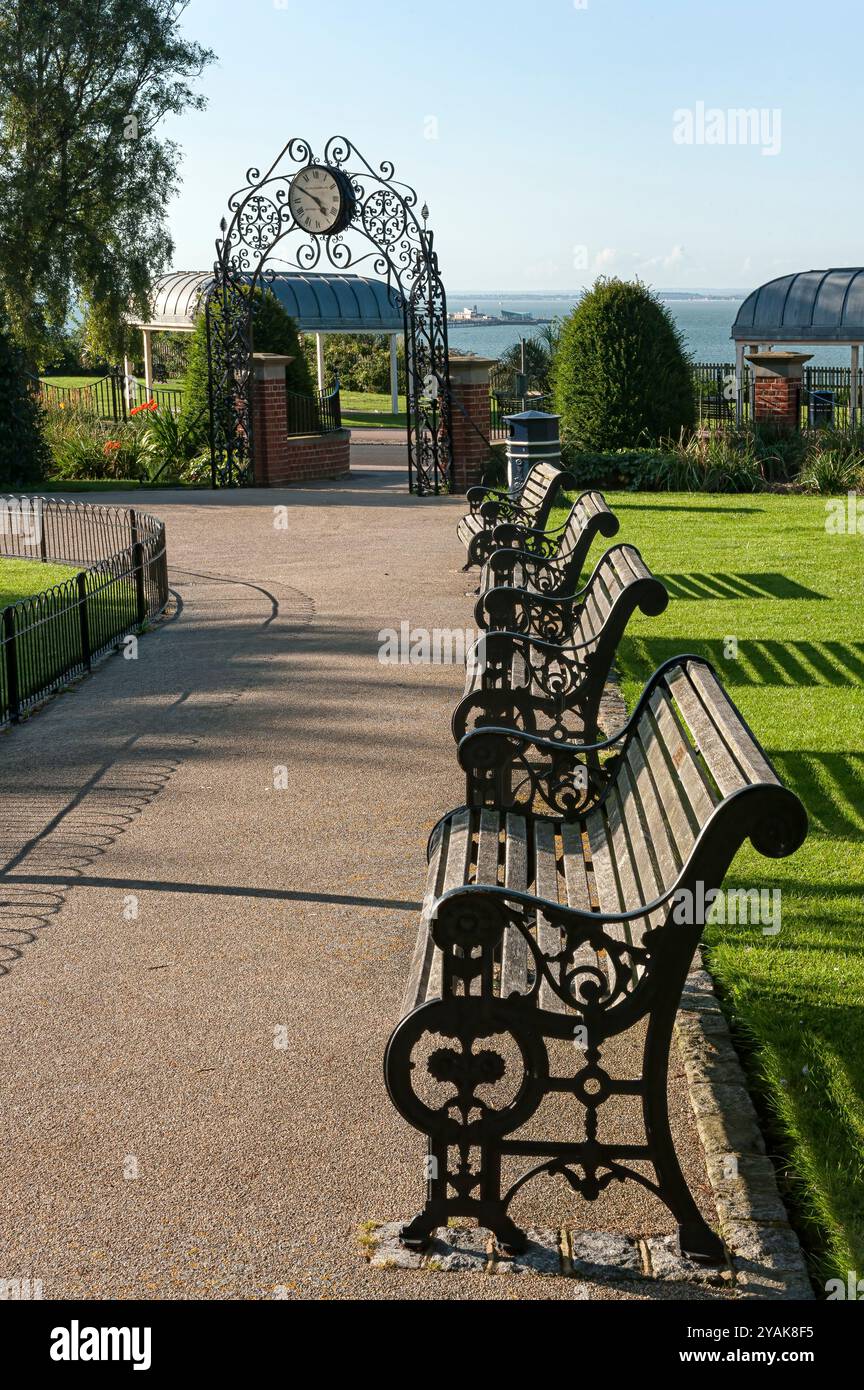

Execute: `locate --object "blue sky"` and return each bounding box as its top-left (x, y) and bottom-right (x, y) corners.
top-left (163, 0), bottom-right (864, 291)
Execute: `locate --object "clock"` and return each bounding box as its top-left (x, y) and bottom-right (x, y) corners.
top-left (288, 165), bottom-right (355, 236)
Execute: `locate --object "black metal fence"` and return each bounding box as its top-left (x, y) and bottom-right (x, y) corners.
top-left (32, 372), bottom-right (185, 421)
top-left (286, 381), bottom-right (342, 437)
top-left (692, 361), bottom-right (864, 429)
top-left (0, 497), bottom-right (169, 726)
top-left (152, 334), bottom-right (191, 381)
top-left (490, 392), bottom-right (553, 438)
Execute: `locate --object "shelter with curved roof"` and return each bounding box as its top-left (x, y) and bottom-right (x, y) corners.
top-left (127, 270), bottom-right (404, 405)
top-left (732, 269), bottom-right (864, 422)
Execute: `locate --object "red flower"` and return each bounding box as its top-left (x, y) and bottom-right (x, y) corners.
top-left (130, 398), bottom-right (158, 416)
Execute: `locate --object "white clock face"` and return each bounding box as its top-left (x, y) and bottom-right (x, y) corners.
top-left (288, 167), bottom-right (348, 235)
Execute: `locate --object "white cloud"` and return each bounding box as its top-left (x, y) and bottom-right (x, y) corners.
top-left (637, 243), bottom-right (688, 273)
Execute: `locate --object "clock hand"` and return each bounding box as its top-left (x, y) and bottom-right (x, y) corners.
top-left (299, 190), bottom-right (329, 213)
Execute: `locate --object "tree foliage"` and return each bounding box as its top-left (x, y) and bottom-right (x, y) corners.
top-left (496, 323), bottom-right (561, 396)
top-left (182, 288), bottom-right (314, 441)
top-left (0, 317), bottom-right (49, 485)
top-left (553, 278), bottom-right (695, 448)
top-left (301, 333), bottom-right (405, 395)
top-left (0, 0), bottom-right (215, 359)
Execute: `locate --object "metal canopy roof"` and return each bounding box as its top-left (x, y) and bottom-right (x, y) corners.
top-left (732, 268), bottom-right (864, 344)
top-left (128, 270), bottom-right (403, 334)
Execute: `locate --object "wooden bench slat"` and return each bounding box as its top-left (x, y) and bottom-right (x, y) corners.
top-left (626, 726), bottom-right (680, 890)
top-left (585, 804), bottom-right (631, 970)
top-left (603, 784), bottom-right (648, 974)
top-left (401, 818), bottom-right (451, 1016)
top-left (633, 708), bottom-right (693, 872)
top-left (688, 663), bottom-right (780, 787)
top-left (615, 760), bottom-right (668, 937)
top-left (475, 808), bottom-right (502, 886)
top-left (535, 820), bottom-right (568, 1013)
top-left (501, 813), bottom-right (530, 998)
top-left (649, 688), bottom-right (717, 829)
top-left (561, 820), bottom-right (604, 1008)
top-left (425, 807), bottom-right (473, 1002)
top-left (667, 664), bottom-right (742, 798)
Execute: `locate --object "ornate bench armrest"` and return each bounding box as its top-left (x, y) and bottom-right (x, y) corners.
top-left (432, 880), bottom-right (678, 932)
top-left (467, 483), bottom-right (503, 514)
top-left (491, 521), bottom-right (561, 557)
top-left (458, 724), bottom-right (622, 816)
top-left (477, 627), bottom-right (593, 668)
top-left (479, 497), bottom-right (531, 525)
top-left (486, 546), bottom-right (562, 586)
top-left (479, 585), bottom-right (581, 639)
top-left (459, 656), bottom-right (703, 787)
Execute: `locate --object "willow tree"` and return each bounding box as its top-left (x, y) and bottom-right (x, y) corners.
top-left (0, 1), bottom-right (215, 360)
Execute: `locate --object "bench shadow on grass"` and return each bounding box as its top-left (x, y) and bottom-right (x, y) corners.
top-left (624, 635), bottom-right (864, 688)
top-left (661, 572), bottom-right (828, 601)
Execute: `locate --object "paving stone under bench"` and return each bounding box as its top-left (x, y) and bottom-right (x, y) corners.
top-left (566, 1230), bottom-right (643, 1281)
top-left (424, 1227), bottom-right (490, 1273)
top-left (643, 1235), bottom-right (732, 1286)
top-left (364, 1222), bottom-right (426, 1271)
top-left (491, 1228), bottom-right (562, 1276)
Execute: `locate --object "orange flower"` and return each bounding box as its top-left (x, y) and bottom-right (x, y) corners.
top-left (130, 398), bottom-right (158, 415)
top-left (103, 440), bottom-right (121, 454)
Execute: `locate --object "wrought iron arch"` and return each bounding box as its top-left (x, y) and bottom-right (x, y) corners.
top-left (207, 136), bottom-right (453, 495)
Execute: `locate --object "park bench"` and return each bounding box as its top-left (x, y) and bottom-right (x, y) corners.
top-left (385, 655), bottom-right (807, 1263)
top-left (475, 541), bottom-right (665, 643)
top-left (475, 520), bottom-right (635, 631)
top-left (456, 460), bottom-right (576, 569)
top-left (454, 545), bottom-right (668, 757)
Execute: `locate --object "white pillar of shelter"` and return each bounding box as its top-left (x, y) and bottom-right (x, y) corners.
top-left (316, 332), bottom-right (326, 392)
top-left (735, 342), bottom-right (746, 421)
top-left (123, 354), bottom-right (137, 409)
top-left (851, 344), bottom-right (860, 427)
top-left (748, 344), bottom-right (759, 417)
top-left (142, 329), bottom-right (154, 396)
top-left (390, 333), bottom-right (399, 414)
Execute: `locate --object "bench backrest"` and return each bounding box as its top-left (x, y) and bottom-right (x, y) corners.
top-left (518, 461), bottom-right (568, 525)
top-left (555, 491), bottom-right (613, 561)
top-left (589, 657), bottom-right (806, 951)
top-left (571, 544), bottom-right (667, 652)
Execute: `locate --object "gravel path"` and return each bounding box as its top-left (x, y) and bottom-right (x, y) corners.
top-left (0, 456), bottom-right (722, 1300)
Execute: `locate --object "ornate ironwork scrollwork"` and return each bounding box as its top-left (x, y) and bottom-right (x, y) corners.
top-left (208, 135), bottom-right (452, 492)
top-left (385, 998), bottom-right (549, 1143)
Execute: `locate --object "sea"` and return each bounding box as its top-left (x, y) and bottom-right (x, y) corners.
top-left (446, 293), bottom-right (854, 370)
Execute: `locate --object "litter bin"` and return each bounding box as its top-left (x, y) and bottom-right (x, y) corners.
top-left (505, 410), bottom-right (561, 494)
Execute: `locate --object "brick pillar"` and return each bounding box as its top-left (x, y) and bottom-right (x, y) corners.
top-left (250, 353), bottom-right (294, 484)
top-left (746, 351), bottom-right (812, 430)
top-left (446, 355), bottom-right (497, 494)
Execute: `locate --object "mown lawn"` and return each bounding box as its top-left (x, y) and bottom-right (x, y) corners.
top-left (549, 490), bottom-right (864, 1283)
top-left (1, 557), bottom-right (140, 714)
top-left (0, 557), bottom-right (80, 607)
top-left (340, 388), bottom-right (407, 429)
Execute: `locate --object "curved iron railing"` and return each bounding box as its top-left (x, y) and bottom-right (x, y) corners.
top-left (0, 496), bottom-right (169, 726)
top-left (286, 380), bottom-right (342, 437)
top-left (30, 372), bottom-right (185, 420)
